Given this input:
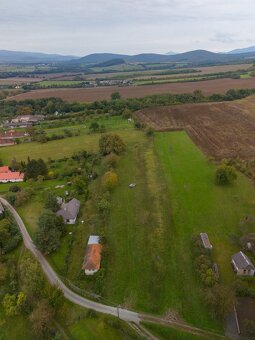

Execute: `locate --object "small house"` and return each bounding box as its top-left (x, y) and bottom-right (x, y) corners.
top-left (200, 232), bottom-right (213, 250)
top-left (232, 251), bottom-right (255, 276)
top-left (82, 235), bottom-right (102, 275)
top-left (56, 198), bottom-right (80, 224)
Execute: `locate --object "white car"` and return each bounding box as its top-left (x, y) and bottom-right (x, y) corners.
top-left (129, 183), bottom-right (136, 188)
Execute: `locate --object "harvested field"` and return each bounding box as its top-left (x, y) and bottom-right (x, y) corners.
top-left (0, 77), bottom-right (43, 85)
top-left (84, 63), bottom-right (253, 80)
top-left (136, 95), bottom-right (255, 159)
top-left (6, 78), bottom-right (255, 103)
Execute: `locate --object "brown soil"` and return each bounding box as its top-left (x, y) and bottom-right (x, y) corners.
top-left (136, 95), bottom-right (255, 159)
top-left (6, 77), bottom-right (255, 103)
top-left (0, 77), bottom-right (43, 85)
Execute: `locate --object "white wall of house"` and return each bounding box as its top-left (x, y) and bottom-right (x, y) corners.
top-left (64, 217), bottom-right (76, 225)
top-left (232, 260), bottom-right (255, 276)
top-left (0, 179), bottom-right (24, 183)
top-left (85, 269), bottom-right (99, 275)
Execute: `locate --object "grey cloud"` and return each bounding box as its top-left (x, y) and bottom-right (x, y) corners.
top-left (0, 0), bottom-right (254, 55)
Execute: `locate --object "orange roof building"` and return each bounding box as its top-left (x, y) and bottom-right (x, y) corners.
top-left (82, 235), bottom-right (102, 275)
top-left (0, 166), bottom-right (24, 183)
top-left (0, 166), bottom-right (10, 173)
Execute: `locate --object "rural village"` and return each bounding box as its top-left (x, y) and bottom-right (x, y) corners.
top-left (1, 3), bottom-right (255, 337)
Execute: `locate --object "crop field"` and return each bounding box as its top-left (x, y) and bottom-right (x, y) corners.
top-left (136, 95), bottom-right (255, 159)
top-left (0, 77), bottom-right (43, 85)
top-left (7, 77), bottom-right (255, 102)
top-left (37, 80), bottom-right (84, 87)
top-left (83, 63), bottom-right (253, 80)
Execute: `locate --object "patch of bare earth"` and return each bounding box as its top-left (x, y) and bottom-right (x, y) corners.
top-left (136, 96), bottom-right (255, 159)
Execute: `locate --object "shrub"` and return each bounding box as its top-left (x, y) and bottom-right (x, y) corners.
top-left (9, 185), bottom-right (21, 193)
top-left (145, 127), bottom-right (154, 137)
top-left (215, 163), bottom-right (237, 185)
top-left (101, 171), bottom-right (118, 191)
top-left (102, 153), bottom-right (119, 169)
top-left (99, 134), bottom-right (125, 156)
top-left (97, 198), bottom-right (111, 213)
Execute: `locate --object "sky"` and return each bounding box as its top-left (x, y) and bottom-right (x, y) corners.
top-left (0, 0), bottom-right (254, 56)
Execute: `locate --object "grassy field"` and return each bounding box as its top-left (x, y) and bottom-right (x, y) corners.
top-left (101, 131), bottom-right (255, 332)
top-left (3, 117), bottom-right (255, 335)
top-left (37, 80), bottom-right (84, 87)
top-left (0, 118), bottom-right (137, 164)
top-left (143, 323), bottom-right (208, 339)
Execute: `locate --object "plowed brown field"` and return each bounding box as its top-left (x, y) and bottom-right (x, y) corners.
top-left (6, 77), bottom-right (255, 103)
top-left (136, 95), bottom-right (255, 159)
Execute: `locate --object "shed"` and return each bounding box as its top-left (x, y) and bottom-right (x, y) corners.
top-left (232, 251), bottom-right (255, 276)
top-left (200, 232), bottom-right (213, 250)
top-left (82, 235), bottom-right (102, 276)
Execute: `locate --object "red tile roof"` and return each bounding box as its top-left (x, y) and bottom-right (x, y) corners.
top-left (0, 172), bottom-right (24, 181)
top-left (0, 166), bottom-right (10, 173)
top-left (0, 166), bottom-right (24, 181)
top-left (82, 244), bottom-right (102, 271)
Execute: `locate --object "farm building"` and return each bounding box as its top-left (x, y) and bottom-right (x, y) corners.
top-left (200, 232), bottom-right (213, 249)
top-left (0, 130), bottom-right (29, 147)
top-left (231, 251), bottom-right (255, 276)
top-left (0, 139), bottom-right (15, 147)
top-left (0, 166), bottom-right (24, 183)
top-left (82, 235), bottom-right (102, 275)
top-left (4, 115), bottom-right (45, 128)
top-left (56, 198), bottom-right (80, 224)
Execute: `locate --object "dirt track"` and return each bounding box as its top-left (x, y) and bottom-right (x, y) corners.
top-left (136, 96), bottom-right (255, 159)
top-left (7, 77), bottom-right (255, 103)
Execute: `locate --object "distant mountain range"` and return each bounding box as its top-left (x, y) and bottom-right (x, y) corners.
top-left (0, 50), bottom-right (79, 64)
top-left (74, 49), bottom-right (255, 65)
top-left (0, 46), bottom-right (255, 65)
top-left (227, 45), bottom-right (255, 54)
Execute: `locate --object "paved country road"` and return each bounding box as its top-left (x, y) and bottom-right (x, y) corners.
top-left (1, 197), bottom-right (227, 339)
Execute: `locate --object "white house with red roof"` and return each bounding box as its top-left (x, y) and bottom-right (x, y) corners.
top-left (0, 166), bottom-right (24, 183)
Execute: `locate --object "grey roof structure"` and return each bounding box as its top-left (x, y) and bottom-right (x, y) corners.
top-left (200, 232), bottom-right (213, 249)
top-left (232, 251), bottom-right (255, 270)
top-left (57, 198), bottom-right (80, 220)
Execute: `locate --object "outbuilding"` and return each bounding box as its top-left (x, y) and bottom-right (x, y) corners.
top-left (82, 235), bottom-right (102, 275)
top-left (200, 232), bottom-right (213, 250)
top-left (232, 251), bottom-right (255, 276)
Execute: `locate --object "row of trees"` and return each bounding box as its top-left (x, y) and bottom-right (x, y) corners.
top-left (2, 88), bottom-right (255, 121)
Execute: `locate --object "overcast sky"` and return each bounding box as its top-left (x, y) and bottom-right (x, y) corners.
top-left (0, 0), bottom-right (254, 56)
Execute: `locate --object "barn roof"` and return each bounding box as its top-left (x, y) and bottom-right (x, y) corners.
top-left (82, 244), bottom-right (102, 271)
top-left (232, 251), bottom-right (255, 270)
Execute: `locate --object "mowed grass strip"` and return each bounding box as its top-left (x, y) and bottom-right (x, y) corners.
top-left (153, 131), bottom-right (255, 330)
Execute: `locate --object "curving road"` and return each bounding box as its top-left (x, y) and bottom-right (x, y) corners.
top-left (1, 197), bottom-right (139, 323)
top-left (1, 197), bottom-right (226, 339)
